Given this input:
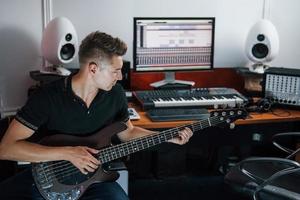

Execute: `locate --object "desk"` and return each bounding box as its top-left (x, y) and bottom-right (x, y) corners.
top-left (129, 102), bottom-right (300, 129)
top-left (130, 103), bottom-right (300, 162)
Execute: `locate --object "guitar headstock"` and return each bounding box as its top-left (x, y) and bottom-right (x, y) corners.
top-left (210, 108), bottom-right (248, 124)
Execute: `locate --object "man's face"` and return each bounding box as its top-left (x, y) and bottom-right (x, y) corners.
top-left (92, 55), bottom-right (123, 91)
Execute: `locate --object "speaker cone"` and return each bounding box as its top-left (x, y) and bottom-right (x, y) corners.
top-left (60, 43), bottom-right (75, 60)
top-left (252, 43), bottom-right (268, 59)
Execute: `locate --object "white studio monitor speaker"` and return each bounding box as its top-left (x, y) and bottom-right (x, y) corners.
top-left (41, 17), bottom-right (78, 76)
top-left (245, 19), bottom-right (279, 74)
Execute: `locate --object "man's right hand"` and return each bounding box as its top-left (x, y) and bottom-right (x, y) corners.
top-left (65, 146), bottom-right (100, 174)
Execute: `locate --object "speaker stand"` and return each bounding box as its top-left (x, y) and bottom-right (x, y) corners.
top-left (248, 63), bottom-right (269, 74)
top-left (40, 66), bottom-right (71, 76)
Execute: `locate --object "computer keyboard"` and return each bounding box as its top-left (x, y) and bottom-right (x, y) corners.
top-left (146, 108), bottom-right (210, 122)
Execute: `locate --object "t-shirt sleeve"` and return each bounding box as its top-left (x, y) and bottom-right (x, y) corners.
top-left (114, 85), bottom-right (129, 122)
top-left (15, 89), bottom-right (50, 131)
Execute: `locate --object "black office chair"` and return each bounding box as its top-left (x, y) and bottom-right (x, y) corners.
top-left (225, 132), bottom-right (300, 200)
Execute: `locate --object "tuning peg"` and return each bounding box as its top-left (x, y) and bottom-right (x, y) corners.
top-left (229, 123), bottom-right (235, 129)
top-left (212, 111), bottom-right (218, 117)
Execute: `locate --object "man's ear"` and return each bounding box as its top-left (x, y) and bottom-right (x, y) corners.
top-left (91, 67), bottom-right (96, 74)
top-left (89, 62), bottom-right (97, 74)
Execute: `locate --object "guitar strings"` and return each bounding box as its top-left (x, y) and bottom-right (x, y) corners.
top-left (36, 116), bottom-right (208, 171)
top-left (35, 113), bottom-right (241, 184)
top-left (35, 114), bottom-right (238, 183)
top-left (35, 114), bottom-right (242, 184)
top-left (36, 114), bottom-right (221, 173)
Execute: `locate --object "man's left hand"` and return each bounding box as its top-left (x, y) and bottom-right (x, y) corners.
top-left (168, 127), bottom-right (193, 145)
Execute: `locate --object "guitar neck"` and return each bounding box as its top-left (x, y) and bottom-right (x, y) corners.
top-left (98, 116), bottom-right (219, 164)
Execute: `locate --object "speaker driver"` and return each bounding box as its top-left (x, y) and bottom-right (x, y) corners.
top-left (252, 43), bottom-right (269, 59)
top-left (60, 43), bottom-right (75, 60)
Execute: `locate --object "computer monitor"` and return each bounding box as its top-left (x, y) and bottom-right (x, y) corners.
top-left (133, 17), bottom-right (215, 88)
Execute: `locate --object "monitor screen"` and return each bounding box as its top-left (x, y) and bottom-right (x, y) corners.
top-left (133, 17), bottom-right (215, 72)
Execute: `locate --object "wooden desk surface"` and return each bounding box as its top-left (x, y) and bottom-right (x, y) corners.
top-left (129, 103), bottom-right (300, 129)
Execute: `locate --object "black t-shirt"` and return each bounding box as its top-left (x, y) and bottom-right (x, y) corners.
top-left (16, 76), bottom-right (129, 136)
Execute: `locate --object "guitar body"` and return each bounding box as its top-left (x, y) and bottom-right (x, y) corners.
top-left (32, 163), bottom-right (118, 200)
top-left (32, 122), bottom-right (127, 200)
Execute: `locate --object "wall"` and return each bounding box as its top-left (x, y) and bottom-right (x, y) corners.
top-left (0, 0), bottom-right (42, 114)
top-left (0, 0), bottom-right (300, 112)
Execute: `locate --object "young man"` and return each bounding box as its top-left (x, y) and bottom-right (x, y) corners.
top-left (0, 31), bottom-right (193, 199)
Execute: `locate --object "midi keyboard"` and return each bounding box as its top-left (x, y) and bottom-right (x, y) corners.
top-left (133, 87), bottom-right (248, 110)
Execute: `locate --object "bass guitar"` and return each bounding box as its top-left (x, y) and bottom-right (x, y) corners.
top-left (32, 108), bottom-right (247, 200)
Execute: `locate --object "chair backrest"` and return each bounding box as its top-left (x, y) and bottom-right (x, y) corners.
top-left (225, 132), bottom-right (300, 200)
top-left (272, 132), bottom-right (300, 161)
